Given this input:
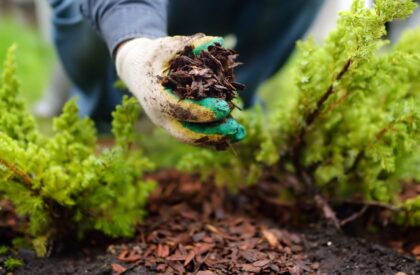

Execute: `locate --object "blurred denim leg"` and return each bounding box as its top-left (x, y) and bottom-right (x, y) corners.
top-left (33, 62), bottom-right (71, 118)
top-left (233, 0), bottom-right (324, 107)
top-left (49, 0), bottom-right (124, 128)
top-left (169, 0), bottom-right (324, 108)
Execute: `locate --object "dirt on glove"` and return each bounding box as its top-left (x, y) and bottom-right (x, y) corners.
top-left (161, 43), bottom-right (245, 107)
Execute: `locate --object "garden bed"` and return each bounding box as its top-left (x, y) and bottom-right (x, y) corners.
top-left (4, 170), bottom-right (419, 275)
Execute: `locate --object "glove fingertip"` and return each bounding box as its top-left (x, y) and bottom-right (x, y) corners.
top-left (192, 37), bottom-right (225, 55)
top-left (195, 98), bottom-right (231, 121)
top-left (230, 124), bottom-right (246, 143)
top-left (221, 118), bottom-right (246, 142)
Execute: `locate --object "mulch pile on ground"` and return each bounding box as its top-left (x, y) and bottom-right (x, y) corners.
top-left (161, 43), bottom-right (245, 104)
top-left (5, 170), bottom-right (420, 274)
top-left (108, 171), bottom-right (316, 275)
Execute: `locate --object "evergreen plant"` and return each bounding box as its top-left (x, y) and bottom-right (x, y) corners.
top-left (179, 0), bottom-right (420, 225)
top-left (0, 46), bottom-right (155, 256)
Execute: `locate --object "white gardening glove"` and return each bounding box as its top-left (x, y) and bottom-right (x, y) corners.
top-left (116, 33), bottom-right (245, 147)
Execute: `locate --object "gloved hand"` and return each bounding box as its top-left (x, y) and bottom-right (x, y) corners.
top-left (116, 33), bottom-right (245, 147)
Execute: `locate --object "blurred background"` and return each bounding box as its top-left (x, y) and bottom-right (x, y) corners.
top-left (0, 0), bottom-right (419, 119)
top-left (0, 0), bottom-right (53, 108)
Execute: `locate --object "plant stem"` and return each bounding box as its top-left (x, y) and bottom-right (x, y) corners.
top-left (284, 59), bottom-right (353, 229)
top-left (0, 158), bottom-right (32, 187)
top-left (331, 199), bottom-right (399, 211)
top-left (340, 205), bottom-right (369, 226)
top-left (293, 59), bottom-right (353, 155)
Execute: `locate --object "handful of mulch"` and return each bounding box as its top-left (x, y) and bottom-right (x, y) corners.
top-left (161, 43), bottom-right (245, 107)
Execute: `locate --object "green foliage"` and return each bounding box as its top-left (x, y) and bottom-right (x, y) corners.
top-left (0, 45), bottom-right (38, 145)
top-left (178, 0), bottom-right (420, 224)
top-left (112, 96), bottom-right (140, 150)
top-left (0, 246), bottom-right (8, 255)
top-left (0, 18), bottom-right (53, 106)
top-left (395, 195), bottom-right (420, 226)
top-left (114, 79), bottom-right (128, 90)
top-left (3, 257), bottom-right (24, 270)
top-left (0, 48), bottom-right (155, 256)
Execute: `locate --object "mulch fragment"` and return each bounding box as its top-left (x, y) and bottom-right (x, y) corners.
top-left (111, 263), bottom-right (127, 274)
top-left (161, 43), bottom-right (245, 104)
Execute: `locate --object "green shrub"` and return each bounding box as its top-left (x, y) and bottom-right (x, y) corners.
top-left (0, 46), bottom-right (155, 256)
top-left (178, 0), bottom-right (420, 224)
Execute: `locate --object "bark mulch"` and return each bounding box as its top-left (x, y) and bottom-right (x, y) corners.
top-left (107, 171), bottom-right (315, 275)
top-left (4, 170), bottom-right (420, 275)
top-left (160, 43), bottom-right (245, 104)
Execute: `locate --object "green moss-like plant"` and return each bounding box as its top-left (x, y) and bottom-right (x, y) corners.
top-left (0, 46), bottom-right (155, 256)
top-left (178, 0), bottom-right (420, 224)
top-left (3, 257), bottom-right (24, 270)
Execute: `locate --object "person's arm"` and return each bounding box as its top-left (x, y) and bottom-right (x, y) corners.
top-left (80, 0), bottom-right (168, 55)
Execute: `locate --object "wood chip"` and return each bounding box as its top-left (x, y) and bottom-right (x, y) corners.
top-left (196, 271), bottom-right (217, 275)
top-left (411, 245), bottom-right (420, 256)
top-left (111, 263), bottom-right (127, 274)
top-left (241, 263), bottom-right (262, 273)
top-left (252, 259), bottom-right (271, 267)
top-left (167, 254), bottom-right (187, 261)
top-left (184, 250), bottom-right (195, 266)
top-left (262, 229), bottom-right (279, 248)
top-left (117, 250), bottom-right (141, 263)
top-left (156, 244), bottom-right (170, 258)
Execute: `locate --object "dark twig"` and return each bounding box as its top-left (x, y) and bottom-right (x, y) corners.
top-left (340, 205), bottom-right (369, 226)
top-left (284, 59), bottom-right (353, 229)
top-left (331, 199), bottom-right (399, 211)
top-left (297, 170), bottom-right (341, 229)
top-left (314, 194), bottom-right (341, 229)
top-left (293, 59), bottom-right (353, 155)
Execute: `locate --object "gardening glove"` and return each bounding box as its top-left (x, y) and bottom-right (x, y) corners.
top-left (116, 33), bottom-right (246, 146)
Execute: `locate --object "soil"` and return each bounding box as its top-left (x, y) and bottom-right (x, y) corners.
top-left (160, 43), bottom-right (245, 103)
top-left (2, 171), bottom-right (420, 275)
